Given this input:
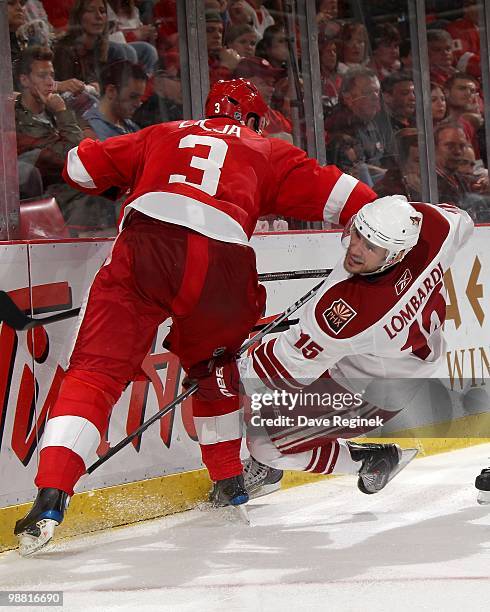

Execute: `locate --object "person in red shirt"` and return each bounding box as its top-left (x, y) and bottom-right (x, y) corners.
top-left (446, 0), bottom-right (480, 78)
top-left (14, 78), bottom-right (376, 556)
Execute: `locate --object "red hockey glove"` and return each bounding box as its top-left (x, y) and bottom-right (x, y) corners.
top-left (184, 355), bottom-right (241, 402)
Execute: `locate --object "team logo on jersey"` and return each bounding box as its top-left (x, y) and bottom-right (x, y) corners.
top-left (395, 268), bottom-right (413, 295)
top-left (323, 298), bottom-right (357, 335)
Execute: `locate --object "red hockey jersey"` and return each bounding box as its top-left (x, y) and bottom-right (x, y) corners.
top-left (63, 117), bottom-right (376, 244)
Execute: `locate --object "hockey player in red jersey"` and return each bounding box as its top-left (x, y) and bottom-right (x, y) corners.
top-left (14, 78), bottom-right (377, 555)
top-left (190, 196), bottom-right (475, 498)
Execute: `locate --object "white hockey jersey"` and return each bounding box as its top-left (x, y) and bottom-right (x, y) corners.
top-left (239, 203), bottom-right (474, 399)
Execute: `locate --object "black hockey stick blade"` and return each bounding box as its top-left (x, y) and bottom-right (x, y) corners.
top-left (0, 290), bottom-right (80, 331)
top-left (252, 318), bottom-right (299, 333)
top-left (0, 291), bottom-right (31, 330)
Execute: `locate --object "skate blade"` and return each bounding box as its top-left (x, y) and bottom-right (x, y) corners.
top-left (477, 489), bottom-right (490, 505)
top-left (387, 448), bottom-right (419, 484)
top-left (231, 503), bottom-right (250, 525)
top-left (17, 519), bottom-right (58, 557)
top-left (248, 481), bottom-right (282, 500)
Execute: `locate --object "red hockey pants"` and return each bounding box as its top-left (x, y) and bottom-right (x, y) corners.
top-left (36, 212), bottom-right (265, 495)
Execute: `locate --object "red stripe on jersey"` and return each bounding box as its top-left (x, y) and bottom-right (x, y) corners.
top-left (171, 233), bottom-right (209, 316)
top-left (305, 447), bottom-right (319, 472)
top-left (252, 342), bottom-right (299, 393)
top-left (311, 443), bottom-right (333, 473)
top-left (264, 340), bottom-right (303, 390)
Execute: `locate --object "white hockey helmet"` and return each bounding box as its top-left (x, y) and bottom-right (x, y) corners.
top-left (344, 195), bottom-right (423, 273)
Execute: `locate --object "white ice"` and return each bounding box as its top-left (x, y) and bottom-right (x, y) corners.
top-left (1, 444), bottom-right (489, 612)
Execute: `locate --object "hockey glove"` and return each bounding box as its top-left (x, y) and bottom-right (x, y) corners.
top-left (184, 355), bottom-right (241, 402)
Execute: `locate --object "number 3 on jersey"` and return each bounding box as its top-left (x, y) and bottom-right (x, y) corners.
top-left (168, 135), bottom-right (228, 196)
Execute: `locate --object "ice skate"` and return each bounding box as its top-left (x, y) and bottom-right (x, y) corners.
top-left (209, 474), bottom-right (250, 524)
top-left (347, 442), bottom-right (418, 494)
top-left (209, 474), bottom-right (249, 506)
top-left (475, 468), bottom-right (490, 505)
top-left (243, 456), bottom-right (283, 499)
top-left (14, 488), bottom-right (70, 557)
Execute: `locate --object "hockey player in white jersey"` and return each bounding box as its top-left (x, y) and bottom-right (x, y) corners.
top-left (190, 195), bottom-right (475, 497)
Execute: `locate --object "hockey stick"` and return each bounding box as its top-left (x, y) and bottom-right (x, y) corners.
top-left (0, 291), bottom-right (81, 331)
top-left (0, 270), bottom-right (331, 332)
top-left (86, 277), bottom-right (328, 474)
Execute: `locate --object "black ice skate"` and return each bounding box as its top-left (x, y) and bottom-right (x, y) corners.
top-left (209, 474), bottom-right (249, 507)
top-left (243, 457), bottom-right (283, 499)
top-left (347, 442), bottom-right (418, 494)
top-left (475, 468), bottom-right (490, 505)
top-left (14, 488), bottom-right (70, 556)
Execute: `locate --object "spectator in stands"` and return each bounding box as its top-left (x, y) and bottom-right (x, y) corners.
top-left (153, 0), bottom-right (179, 58)
top-left (52, 0), bottom-right (132, 96)
top-left (369, 23), bottom-right (401, 81)
top-left (427, 29), bottom-right (456, 86)
top-left (107, 0), bottom-right (158, 75)
top-left (315, 0), bottom-right (341, 38)
top-left (82, 60), bottom-right (147, 140)
top-left (255, 25), bottom-right (289, 118)
top-left (206, 10), bottom-right (241, 84)
top-left (431, 82), bottom-right (447, 124)
top-left (337, 22), bottom-right (370, 75)
top-left (446, 0), bottom-right (480, 76)
top-left (234, 56), bottom-right (292, 141)
top-left (373, 128), bottom-right (422, 200)
top-left (13, 1), bottom-right (53, 51)
top-left (380, 72), bottom-right (416, 131)
top-left (319, 32), bottom-right (341, 115)
top-left (325, 67), bottom-right (386, 183)
top-left (15, 45), bottom-right (116, 234)
top-left (227, 0), bottom-right (255, 28)
top-left (456, 144), bottom-right (490, 222)
top-left (444, 72), bottom-right (482, 154)
top-left (133, 57), bottom-right (183, 127)
top-left (8, 0), bottom-right (28, 68)
top-left (244, 0), bottom-right (274, 40)
top-left (224, 24), bottom-right (258, 59)
top-left (255, 24), bottom-right (289, 70)
top-left (377, 72), bottom-right (416, 168)
top-left (325, 131), bottom-right (373, 186)
top-left (459, 143), bottom-right (489, 192)
top-left (434, 122), bottom-right (474, 207)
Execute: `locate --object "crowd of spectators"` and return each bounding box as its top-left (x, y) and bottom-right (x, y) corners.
top-left (6, 0), bottom-right (490, 238)
top-left (316, 0), bottom-right (490, 225)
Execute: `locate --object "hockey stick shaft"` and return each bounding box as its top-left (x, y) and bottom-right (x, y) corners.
top-left (86, 277), bottom-right (328, 474)
top-left (0, 270), bottom-right (330, 331)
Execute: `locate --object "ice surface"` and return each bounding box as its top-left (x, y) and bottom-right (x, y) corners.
top-left (1, 444), bottom-right (489, 611)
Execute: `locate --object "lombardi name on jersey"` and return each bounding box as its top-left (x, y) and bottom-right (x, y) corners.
top-left (383, 262), bottom-right (444, 339)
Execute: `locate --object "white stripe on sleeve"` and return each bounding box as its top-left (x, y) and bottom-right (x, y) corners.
top-left (66, 147), bottom-right (97, 189)
top-left (323, 173), bottom-right (358, 224)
